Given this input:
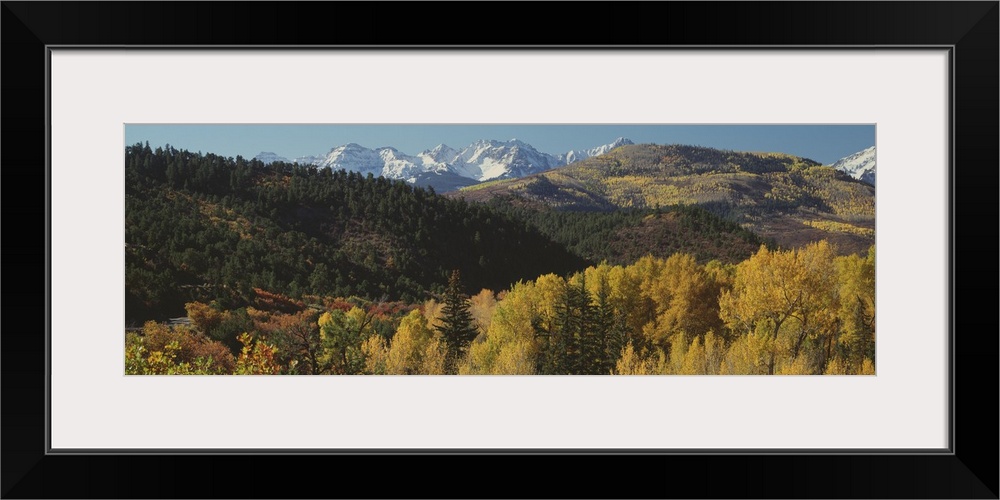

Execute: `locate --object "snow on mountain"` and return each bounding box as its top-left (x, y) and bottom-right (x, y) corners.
top-left (378, 147), bottom-right (427, 180)
top-left (291, 155), bottom-right (323, 166)
top-left (450, 138), bottom-right (563, 181)
top-left (317, 143), bottom-right (385, 175)
top-left (418, 144), bottom-right (460, 165)
top-left (561, 137), bottom-right (635, 164)
top-left (258, 137), bottom-right (636, 190)
top-left (253, 152), bottom-right (289, 164)
top-left (830, 146), bottom-right (875, 185)
top-left (253, 152), bottom-right (324, 166)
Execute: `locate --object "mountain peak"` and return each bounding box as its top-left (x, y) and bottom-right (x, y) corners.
top-left (254, 151), bottom-right (289, 165)
top-left (830, 146), bottom-right (876, 185)
top-left (561, 137), bottom-right (637, 165)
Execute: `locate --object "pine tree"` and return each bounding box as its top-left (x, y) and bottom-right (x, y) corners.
top-left (592, 275), bottom-right (617, 374)
top-left (541, 278), bottom-right (595, 374)
top-left (438, 270), bottom-right (477, 373)
top-left (546, 281), bottom-right (576, 374)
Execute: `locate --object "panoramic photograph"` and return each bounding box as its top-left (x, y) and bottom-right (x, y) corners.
top-left (124, 124), bottom-right (875, 375)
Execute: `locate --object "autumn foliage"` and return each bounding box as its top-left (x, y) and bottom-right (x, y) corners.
top-left (127, 242), bottom-right (874, 375)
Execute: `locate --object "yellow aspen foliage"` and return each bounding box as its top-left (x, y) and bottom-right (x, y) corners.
top-left (603, 264), bottom-right (645, 334)
top-left (532, 273), bottom-right (566, 325)
top-left (641, 320), bottom-right (660, 348)
top-left (461, 338), bottom-right (500, 375)
top-left (583, 262), bottom-right (614, 300)
top-left (633, 255), bottom-right (664, 305)
top-left (719, 328), bottom-right (773, 375)
top-left (823, 356), bottom-right (849, 375)
top-left (463, 338), bottom-right (536, 375)
top-left (385, 310), bottom-right (430, 374)
top-left (776, 352), bottom-right (814, 375)
top-left (654, 254), bottom-right (726, 339)
top-left (130, 237), bottom-right (874, 376)
top-left (703, 259), bottom-right (734, 287)
top-left (612, 262), bottom-right (655, 334)
top-left (464, 281), bottom-right (540, 374)
top-left (703, 331), bottom-right (725, 375)
top-left (420, 334), bottom-right (448, 375)
top-left (719, 241), bottom-right (840, 374)
top-left (488, 282), bottom-right (540, 344)
top-left (614, 343), bottom-right (661, 375)
top-left (834, 246), bottom-right (876, 365)
top-left (361, 334), bottom-right (389, 375)
top-left (422, 298), bottom-right (445, 329)
top-left (384, 309), bottom-right (438, 375)
top-left (822, 355), bottom-right (876, 375)
top-left (492, 339), bottom-right (537, 374)
top-left (667, 331), bottom-right (688, 374)
top-left (860, 358), bottom-right (875, 375)
top-left (468, 289), bottom-right (498, 334)
top-left (679, 335), bottom-right (706, 375)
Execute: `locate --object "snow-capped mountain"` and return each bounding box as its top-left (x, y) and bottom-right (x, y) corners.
top-left (253, 152), bottom-right (289, 164)
top-left (254, 151), bottom-right (323, 166)
top-left (317, 143), bottom-right (391, 176)
top-left (831, 146), bottom-right (875, 185)
top-left (420, 143), bottom-right (457, 160)
top-left (292, 155), bottom-right (323, 165)
top-left (561, 137), bottom-right (634, 164)
top-left (253, 137), bottom-right (635, 190)
top-left (449, 138), bottom-right (564, 180)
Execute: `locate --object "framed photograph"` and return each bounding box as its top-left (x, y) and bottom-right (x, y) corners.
top-left (4, 2), bottom-right (996, 498)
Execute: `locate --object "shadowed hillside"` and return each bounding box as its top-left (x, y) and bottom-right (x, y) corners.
top-left (125, 143), bottom-right (588, 323)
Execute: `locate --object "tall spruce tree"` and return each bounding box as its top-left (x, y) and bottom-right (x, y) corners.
top-left (438, 269), bottom-right (478, 373)
top-left (539, 278), bottom-right (596, 375)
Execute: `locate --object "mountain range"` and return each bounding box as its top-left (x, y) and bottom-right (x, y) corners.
top-left (254, 137), bottom-right (634, 190)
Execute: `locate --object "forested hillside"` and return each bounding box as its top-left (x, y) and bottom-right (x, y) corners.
top-left (483, 198), bottom-right (770, 265)
top-left (124, 143), bottom-right (875, 376)
top-left (125, 143), bottom-right (587, 323)
top-left (455, 144), bottom-right (876, 254)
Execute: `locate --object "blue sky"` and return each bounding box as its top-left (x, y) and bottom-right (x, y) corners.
top-left (125, 124), bottom-right (875, 166)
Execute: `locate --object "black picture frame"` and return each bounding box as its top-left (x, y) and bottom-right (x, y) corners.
top-left (3, 2), bottom-right (996, 498)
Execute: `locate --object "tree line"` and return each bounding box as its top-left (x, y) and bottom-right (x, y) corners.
top-left (126, 241), bottom-right (875, 375)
